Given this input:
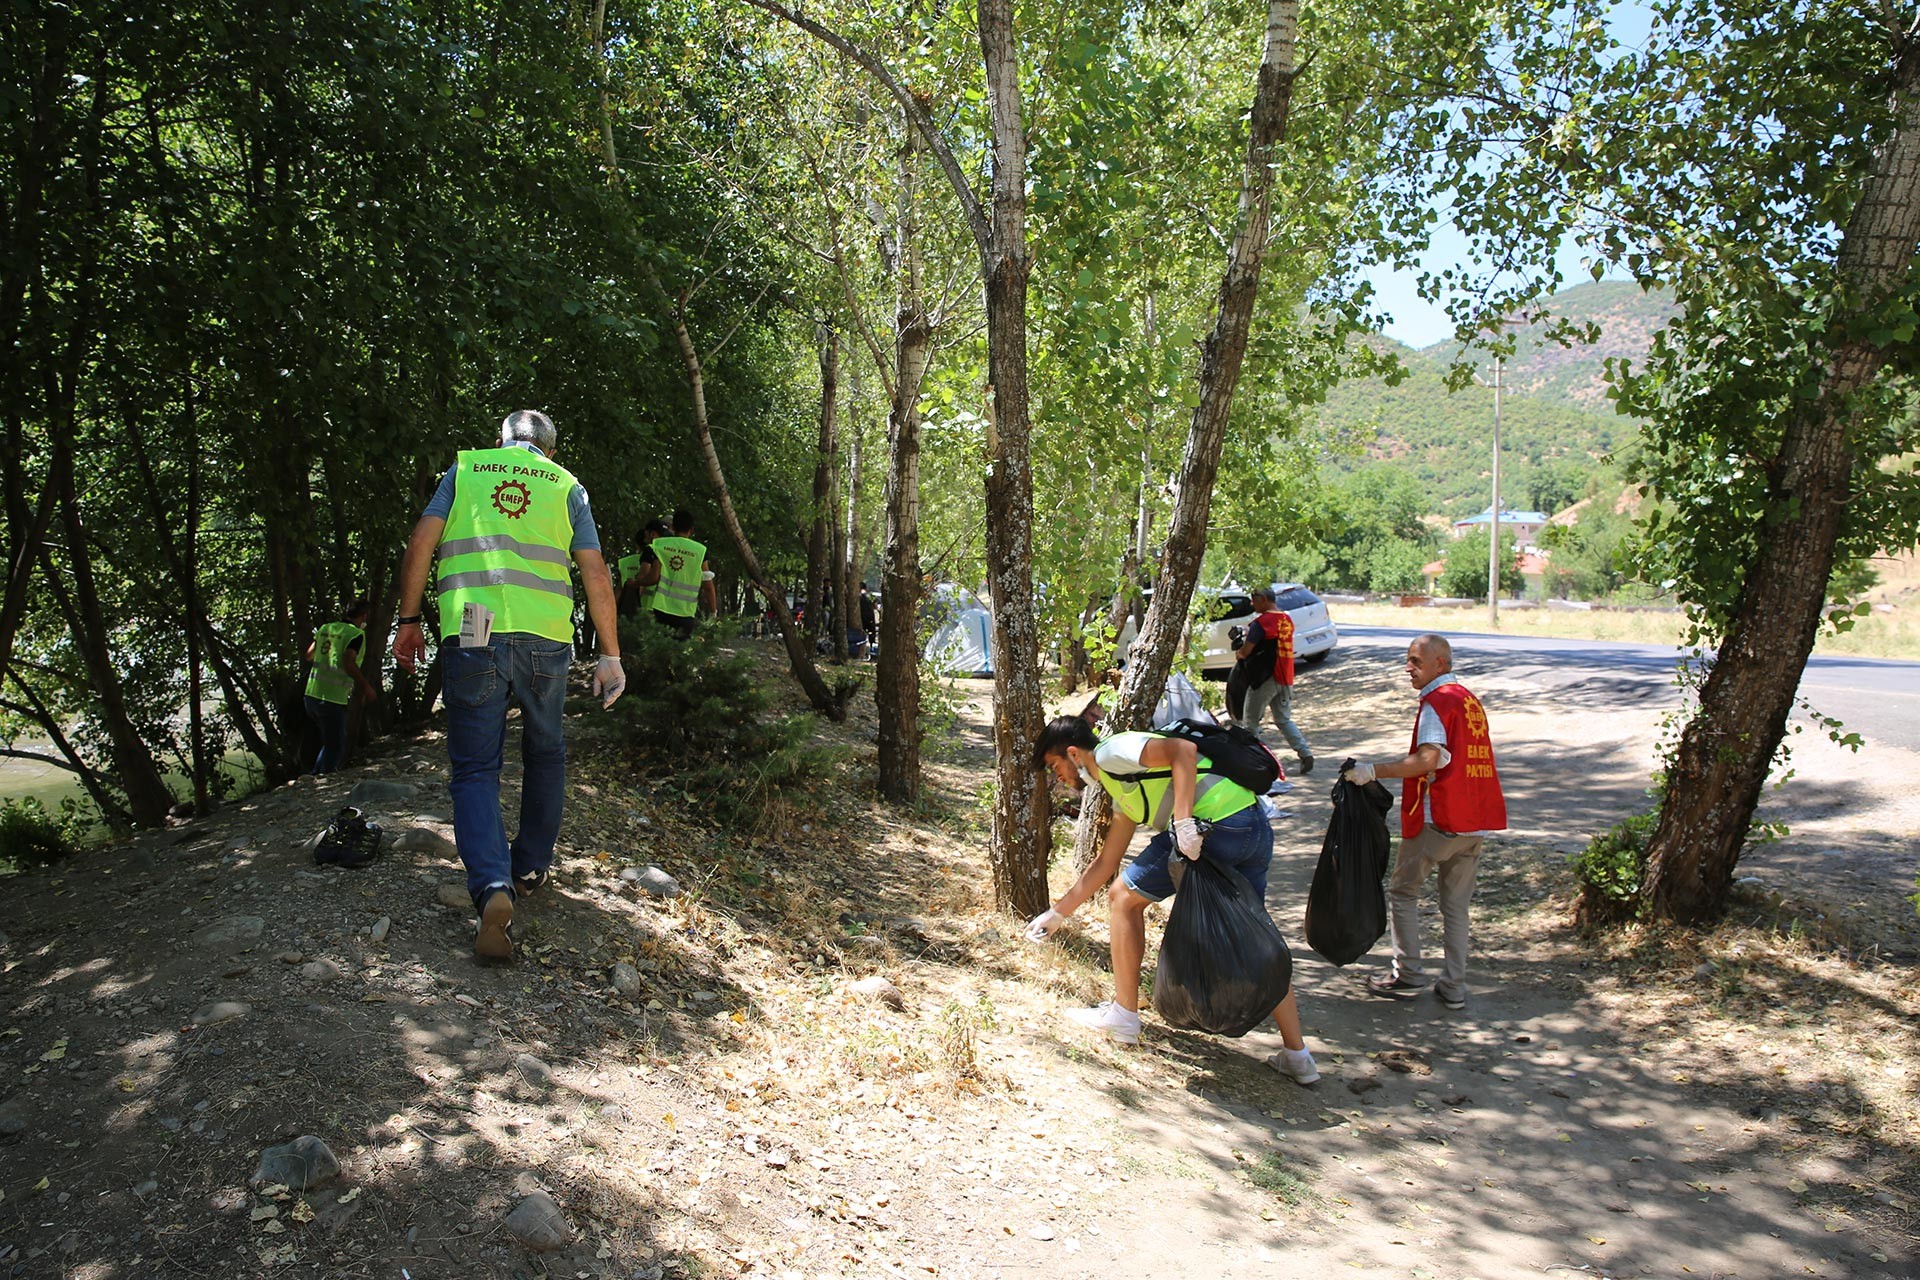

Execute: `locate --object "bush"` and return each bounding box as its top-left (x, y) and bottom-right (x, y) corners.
top-left (1572, 808), bottom-right (1659, 926)
top-left (0, 796), bottom-right (86, 869)
top-left (1439, 527), bottom-right (1524, 599)
top-left (608, 619), bottom-right (845, 826)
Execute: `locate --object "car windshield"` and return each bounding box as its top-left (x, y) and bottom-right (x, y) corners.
top-left (1274, 587), bottom-right (1320, 611)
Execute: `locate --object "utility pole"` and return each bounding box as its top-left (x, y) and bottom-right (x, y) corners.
top-left (1488, 355), bottom-right (1503, 628)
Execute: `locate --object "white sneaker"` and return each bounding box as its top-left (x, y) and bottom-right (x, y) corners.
top-left (1065, 1001), bottom-right (1142, 1046)
top-left (1268, 1047), bottom-right (1320, 1085)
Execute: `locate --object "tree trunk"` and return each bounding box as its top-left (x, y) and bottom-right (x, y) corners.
top-left (1067, 2), bottom-right (1297, 877)
top-left (838, 374), bottom-right (863, 666)
top-left (805, 327), bottom-right (838, 647)
top-left (1107, 0), bottom-right (1297, 735)
top-left (664, 299), bottom-right (849, 720)
top-left (830, 466), bottom-right (851, 664)
top-left (1640, 62), bottom-right (1920, 924)
top-left (974, 0), bottom-right (1051, 915)
top-left (876, 97), bottom-right (936, 802)
top-left (46, 432), bottom-right (175, 825)
top-left (877, 300), bottom-right (933, 800)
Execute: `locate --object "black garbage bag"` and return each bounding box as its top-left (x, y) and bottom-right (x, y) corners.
top-left (1304, 761), bottom-right (1394, 966)
top-left (1152, 854), bottom-right (1293, 1038)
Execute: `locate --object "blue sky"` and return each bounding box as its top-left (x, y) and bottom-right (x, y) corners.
top-left (1362, 1), bottom-right (1657, 350)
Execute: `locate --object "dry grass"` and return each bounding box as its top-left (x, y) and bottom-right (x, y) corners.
top-left (1330, 548), bottom-right (1920, 660)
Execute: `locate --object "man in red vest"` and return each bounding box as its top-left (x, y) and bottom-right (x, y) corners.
top-left (1341, 634), bottom-right (1506, 1010)
top-left (1233, 586), bottom-right (1313, 775)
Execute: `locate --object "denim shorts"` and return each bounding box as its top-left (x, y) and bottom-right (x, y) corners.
top-left (1121, 804), bottom-right (1273, 903)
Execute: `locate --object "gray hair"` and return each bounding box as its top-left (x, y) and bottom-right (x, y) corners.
top-left (1413, 633), bottom-right (1453, 669)
top-left (500, 409), bottom-right (556, 455)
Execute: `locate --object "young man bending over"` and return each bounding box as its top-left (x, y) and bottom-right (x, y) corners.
top-left (1025, 716), bottom-right (1321, 1084)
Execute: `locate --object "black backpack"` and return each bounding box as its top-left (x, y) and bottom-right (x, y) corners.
top-left (1148, 718), bottom-right (1283, 795)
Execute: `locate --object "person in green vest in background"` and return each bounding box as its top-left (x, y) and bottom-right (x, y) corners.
top-left (391, 410), bottom-right (626, 962)
top-left (650, 508), bottom-right (715, 638)
top-left (304, 599), bottom-right (379, 776)
top-left (617, 518), bottom-right (670, 619)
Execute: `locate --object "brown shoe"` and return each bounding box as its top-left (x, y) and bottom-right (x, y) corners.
top-left (475, 889), bottom-right (515, 961)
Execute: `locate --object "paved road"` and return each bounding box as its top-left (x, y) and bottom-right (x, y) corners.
top-left (1337, 624), bottom-right (1920, 753)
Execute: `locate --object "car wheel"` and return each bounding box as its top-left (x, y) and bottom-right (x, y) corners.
top-left (1302, 650), bottom-right (1331, 665)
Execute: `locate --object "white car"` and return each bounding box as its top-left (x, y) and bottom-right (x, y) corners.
top-left (1113, 584), bottom-right (1338, 678)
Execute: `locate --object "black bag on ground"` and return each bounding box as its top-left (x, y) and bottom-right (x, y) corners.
top-left (1150, 717), bottom-right (1283, 794)
top-left (1304, 762), bottom-right (1394, 966)
top-left (1153, 854), bottom-right (1293, 1038)
top-left (314, 806), bottom-right (384, 869)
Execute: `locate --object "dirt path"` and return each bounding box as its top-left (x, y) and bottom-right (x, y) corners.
top-left (0, 638), bottom-right (1913, 1279)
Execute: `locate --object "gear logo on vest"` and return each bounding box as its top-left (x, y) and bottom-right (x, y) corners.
top-left (491, 479), bottom-right (532, 520)
top-left (667, 553), bottom-right (686, 572)
top-left (1463, 695), bottom-right (1488, 740)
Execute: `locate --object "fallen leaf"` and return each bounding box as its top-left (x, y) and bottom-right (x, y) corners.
top-left (290, 1200), bottom-right (314, 1223)
top-left (1788, 1179), bottom-right (1808, 1194)
top-left (337, 1187), bottom-right (362, 1204)
top-left (32, 1178), bottom-right (48, 1193)
top-left (251, 1206), bottom-right (280, 1222)
top-left (1587, 1236), bottom-right (1606, 1245)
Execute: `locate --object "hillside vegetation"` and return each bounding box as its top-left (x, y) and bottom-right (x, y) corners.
top-left (1319, 282), bottom-right (1677, 516)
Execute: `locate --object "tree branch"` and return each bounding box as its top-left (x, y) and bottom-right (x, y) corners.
top-left (738, 0), bottom-right (991, 256)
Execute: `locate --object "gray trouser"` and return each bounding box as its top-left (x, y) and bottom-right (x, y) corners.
top-left (1242, 677), bottom-right (1311, 761)
top-left (1387, 825), bottom-right (1482, 1000)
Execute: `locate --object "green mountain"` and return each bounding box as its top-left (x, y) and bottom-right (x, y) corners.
top-left (1321, 282), bottom-right (1677, 516)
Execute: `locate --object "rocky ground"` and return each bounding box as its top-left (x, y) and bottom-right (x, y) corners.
top-left (0, 636), bottom-right (1915, 1279)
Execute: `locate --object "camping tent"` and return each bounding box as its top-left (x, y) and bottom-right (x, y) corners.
top-left (923, 586), bottom-right (993, 676)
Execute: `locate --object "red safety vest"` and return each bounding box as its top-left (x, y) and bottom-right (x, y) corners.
top-left (1253, 609), bottom-right (1295, 686)
top-left (1402, 681), bottom-right (1507, 839)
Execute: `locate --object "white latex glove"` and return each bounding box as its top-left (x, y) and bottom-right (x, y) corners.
top-left (1025, 908), bottom-right (1068, 943)
top-left (593, 655), bottom-right (627, 709)
top-left (1172, 817), bottom-right (1205, 860)
top-left (1343, 761), bottom-right (1376, 786)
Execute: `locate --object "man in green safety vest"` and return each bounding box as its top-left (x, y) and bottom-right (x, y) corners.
top-left (649, 508), bottom-right (716, 638)
top-left (617, 518), bottom-right (670, 619)
top-left (303, 599), bottom-right (378, 775)
top-left (392, 410), bottom-right (626, 961)
top-left (1024, 714), bottom-right (1322, 1084)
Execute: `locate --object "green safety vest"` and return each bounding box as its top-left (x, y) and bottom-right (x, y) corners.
top-left (1095, 731), bottom-right (1258, 832)
top-left (305, 621), bottom-right (365, 705)
top-left (436, 446), bottom-right (579, 643)
top-left (618, 551), bottom-right (658, 613)
top-left (651, 535), bottom-right (706, 618)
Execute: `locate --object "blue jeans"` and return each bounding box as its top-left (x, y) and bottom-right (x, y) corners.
top-left (1121, 804), bottom-right (1273, 903)
top-left (442, 634), bottom-right (571, 909)
top-left (304, 696), bottom-right (349, 775)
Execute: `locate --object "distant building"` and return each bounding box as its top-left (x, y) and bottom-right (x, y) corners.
top-left (1450, 506), bottom-right (1548, 549)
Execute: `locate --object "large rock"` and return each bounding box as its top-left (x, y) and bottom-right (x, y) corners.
top-left (0, 1093), bottom-right (31, 1138)
top-left (849, 976), bottom-right (906, 1011)
top-left (620, 865), bottom-right (681, 899)
top-left (249, 1135), bottom-right (341, 1190)
top-left (191, 916), bottom-right (265, 949)
top-left (191, 1001), bottom-right (251, 1027)
top-left (435, 883), bottom-right (471, 909)
top-left (503, 1191), bottom-right (573, 1251)
top-left (610, 962), bottom-right (643, 996)
top-left (393, 827), bottom-right (456, 859)
top-left (514, 1054), bottom-right (556, 1091)
top-left (347, 779), bottom-right (417, 808)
